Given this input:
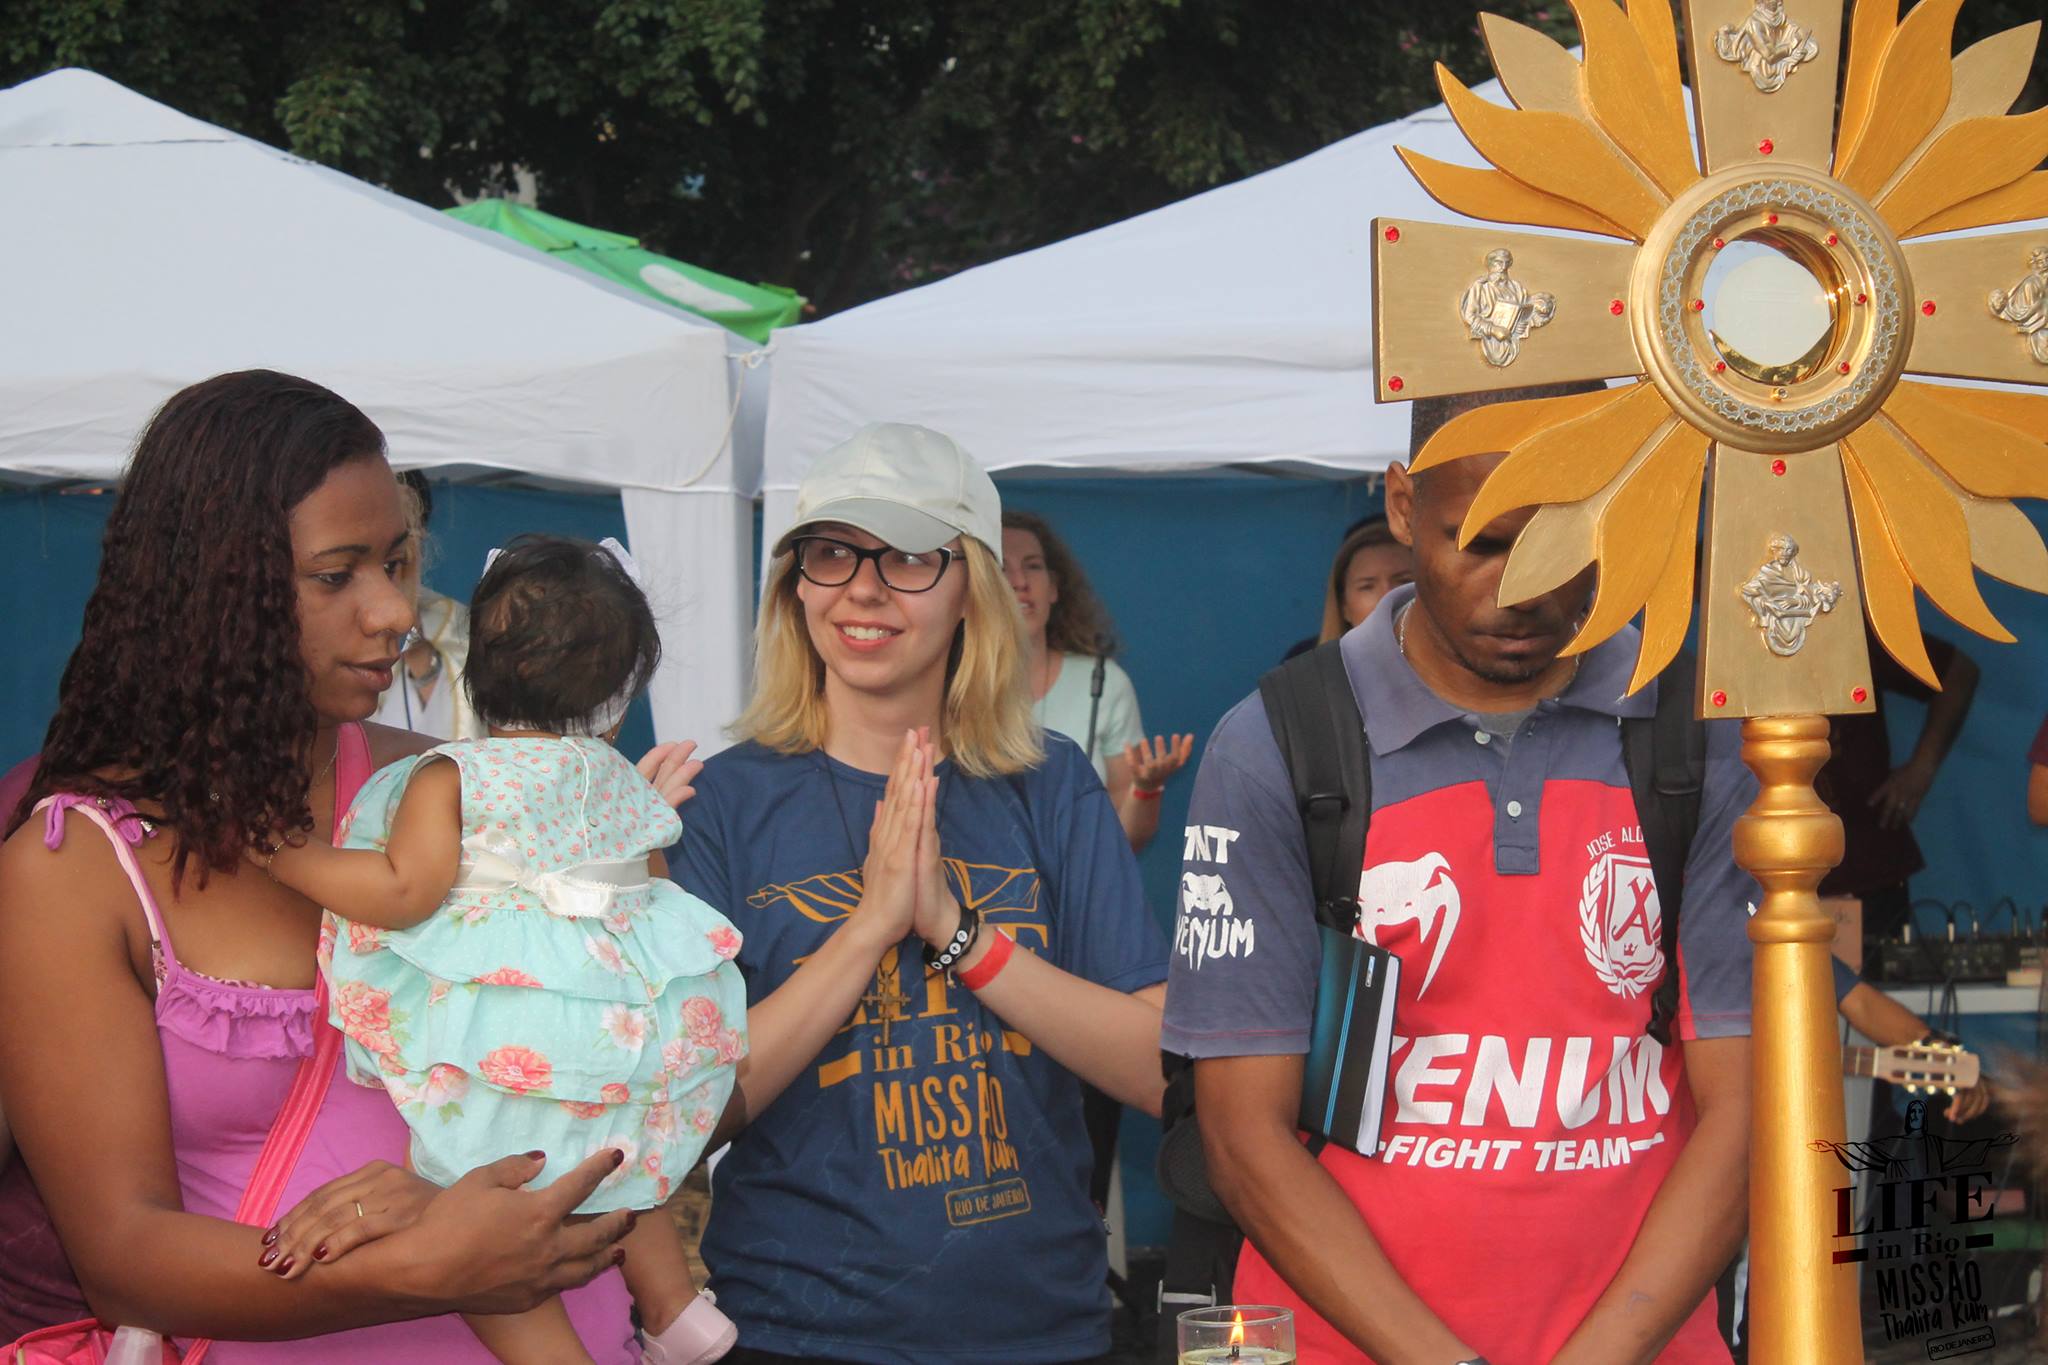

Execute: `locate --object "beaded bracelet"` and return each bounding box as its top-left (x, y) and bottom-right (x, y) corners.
top-left (923, 903), bottom-right (982, 974)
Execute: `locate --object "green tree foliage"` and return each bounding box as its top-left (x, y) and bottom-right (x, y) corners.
top-left (4, 1), bottom-right (2041, 316)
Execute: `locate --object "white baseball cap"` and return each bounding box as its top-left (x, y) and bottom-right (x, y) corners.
top-left (780, 423), bottom-right (1004, 564)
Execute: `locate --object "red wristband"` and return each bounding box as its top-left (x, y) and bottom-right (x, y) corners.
top-left (1130, 785), bottom-right (1163, 801)
top-left (954, 926), bottom-right (1015, 991)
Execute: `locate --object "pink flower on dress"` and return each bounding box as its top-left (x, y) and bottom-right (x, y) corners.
top-left (422, 1064), bottom-right (469, 1108)
top-left (472, 966), bottom-right (543, 988)
top-left (712, 1028), bottom-right (745, 1067)
top-left (682, 997), bottom-right (725, 1046)
top-left (661, 1039), bottom-right (690, 1076)
top-left (600, 1004), bottom-right (649, 1050)
top-left (334, 980), bottom-right (393, 1036)
top-left (426, 979), bottom-right (451, 1008)
top-left (376, 1049), bottom-right (409, 1077)
top-left (691, 1106), bottom-right (716, 1136)
top-left (478, 1045), bottom-right (554, 1095)
top-left (602, 909), bottom-right (633, 936)
top-left (655, 1173), bottom-right (672, 1203)
top-left (383, 1075), bottom-right (421, 1109)
top-left (707, 926), bottom-right (742, 960)
top-left (643, 1103), bottom-right (678, 1140)
top-left (462, 903), bottom-right (493, 926)
top-left (354, 1028), bottom-right (398, 1057)
top-left (585, 937), bottom-right (626, 975)
top-left (346, 921), bottom-right (385, 955)
top-left (601, 1082), bottom-right (632, 1105)
top-left (561, 1100), bottom-right (609, 1120)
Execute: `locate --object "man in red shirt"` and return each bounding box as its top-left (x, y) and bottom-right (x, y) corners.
top-left (1162, 387), bottom-right (1754, 1363)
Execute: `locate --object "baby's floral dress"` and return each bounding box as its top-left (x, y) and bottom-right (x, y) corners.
top-left (320, 736), bottom-right (747, 1212)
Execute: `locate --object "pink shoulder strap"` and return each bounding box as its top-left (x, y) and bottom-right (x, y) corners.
top-left (35, 796), bottom-right (173, 956)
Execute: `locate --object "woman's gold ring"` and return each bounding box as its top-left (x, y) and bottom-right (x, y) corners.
top-left (354, 1200), bottom-right (365, 1219)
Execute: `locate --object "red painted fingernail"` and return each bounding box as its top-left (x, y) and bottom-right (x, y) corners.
top-left (525, 1150), bottom-right (546, 1161)
top-left (275, 1256), bottom-right (295, 1275)
top-left (262, 1226), bottom-right (279, 1246)
top-left (625, 1210), bottom-right (640, 1231)
top-left (259, 1246), bottom-right (280, 1267)
top-left (610, 1149), bottom-right (625, 1168)
top-left (313, 1243), bottom-right (329, 1261)
top-left (612, 1248), bottom-right (628, 1268)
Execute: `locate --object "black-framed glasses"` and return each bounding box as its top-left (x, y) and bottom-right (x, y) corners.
top-left (790, 536), bottom-right (958, 593)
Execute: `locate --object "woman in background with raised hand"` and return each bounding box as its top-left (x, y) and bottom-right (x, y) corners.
top-left (676, 423), bottom-right (1170, 1364)
top-left (1001, 510), bottom-right (1192, 854)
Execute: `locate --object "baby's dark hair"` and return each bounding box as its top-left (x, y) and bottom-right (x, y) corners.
top-left (465, 535), bottom-right (661, 731)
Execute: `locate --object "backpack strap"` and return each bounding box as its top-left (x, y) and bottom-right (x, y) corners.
top-left (1258, 641), bottom-right (1371, 933)
top-left (1624, 651), bottom-right (1707, 1047)
top-left (1083, 655), bottom-right (1107, 762)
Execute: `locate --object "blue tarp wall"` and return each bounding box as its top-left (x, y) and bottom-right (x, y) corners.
top-left (10, 474), bottom-right (2048, 1246)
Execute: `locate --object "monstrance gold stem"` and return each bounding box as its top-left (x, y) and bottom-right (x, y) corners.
top-left (1735, 715), bottom-right (1862, 1363)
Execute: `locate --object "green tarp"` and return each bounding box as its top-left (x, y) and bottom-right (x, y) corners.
top-left (447, 199), bottom-right (803, 343)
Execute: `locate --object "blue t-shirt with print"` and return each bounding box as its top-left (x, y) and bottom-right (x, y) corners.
top-left (674, 733), bottom-right (1169, 1364)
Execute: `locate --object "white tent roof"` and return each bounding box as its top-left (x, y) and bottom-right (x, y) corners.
top-left (0, 69), bottom-right (755, 750)
top-left (0, 68), bottom-right (735, 492)
top-left (763, 80), bottom-right (1571, 498)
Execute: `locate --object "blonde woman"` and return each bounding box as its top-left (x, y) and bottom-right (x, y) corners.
top-left (674, 424), bottom-right (1169, 1364)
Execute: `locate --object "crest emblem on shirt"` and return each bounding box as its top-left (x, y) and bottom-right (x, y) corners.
top-left (1579, 850), bottom-right (1666, 998)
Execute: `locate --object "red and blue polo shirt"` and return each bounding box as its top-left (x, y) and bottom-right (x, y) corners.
top-left (1160, 585), bottom-right (1756, 1365)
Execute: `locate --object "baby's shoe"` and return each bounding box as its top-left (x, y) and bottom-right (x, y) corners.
top-left (641, 1289), bottom-right (737, 1365)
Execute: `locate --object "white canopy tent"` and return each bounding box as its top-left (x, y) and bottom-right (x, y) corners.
top-left (0, 68), bottom-right (757, 751)
top-left (762, 80), bottom-right (1582, 546)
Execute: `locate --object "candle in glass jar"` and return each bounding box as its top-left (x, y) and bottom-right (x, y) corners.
top-left (1176, 1306), bottom-right (1294, 1364)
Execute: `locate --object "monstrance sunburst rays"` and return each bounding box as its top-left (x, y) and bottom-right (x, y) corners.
top-left (1371, 0), bottom-right (2048, 710)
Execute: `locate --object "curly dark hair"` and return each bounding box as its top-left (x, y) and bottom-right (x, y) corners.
top-left (1001, 510), bottom-right (1119, 658)
top-left (12, 371), bottom-right (387, 889)
top-left (464, 535), bottom-right (661, 733)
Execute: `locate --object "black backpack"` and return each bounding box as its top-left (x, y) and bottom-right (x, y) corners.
top-left (1151, 641), bottom-right (1706, 1337)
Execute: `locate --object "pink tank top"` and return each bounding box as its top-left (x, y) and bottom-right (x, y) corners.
top-left (0, 728), bottom-right (634, 1360)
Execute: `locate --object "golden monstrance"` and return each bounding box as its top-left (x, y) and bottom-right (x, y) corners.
top-left (1370, 1), bottom-right (2048, 1358)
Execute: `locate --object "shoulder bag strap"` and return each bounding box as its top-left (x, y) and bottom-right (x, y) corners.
top-left (1258, 641), bottom-right (1371, 932)
top-left (1626, 652), bottom-right (1706, 1047)
top-left (1084, 656), bottom-right (1107, 762)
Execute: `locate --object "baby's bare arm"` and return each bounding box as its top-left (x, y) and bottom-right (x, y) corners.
top-left (269, 760), bottom-right (462, 929)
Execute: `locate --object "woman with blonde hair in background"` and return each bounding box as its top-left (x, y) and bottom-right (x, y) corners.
top-left (1001, 509), bottom-right (1191, 854)
top-left (1283, 515), bottom-right (1414, 660)
top-left (674, 423), bottom-right (1170, 1364)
